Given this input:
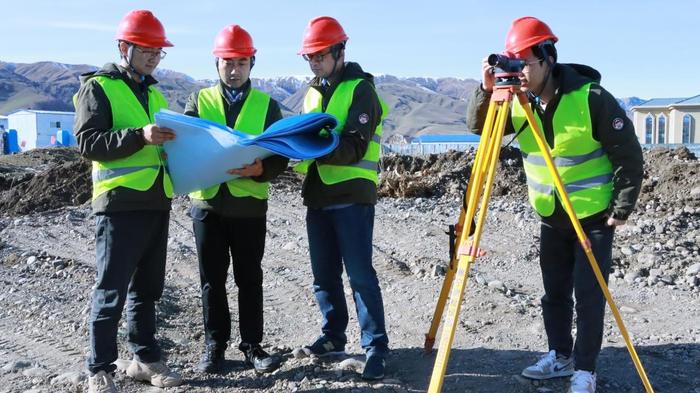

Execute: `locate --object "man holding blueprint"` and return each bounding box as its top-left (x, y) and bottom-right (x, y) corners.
top-left (183, 24), bottom-right (287, 375)
top-left (294, 16), bottom-right (389, 381)
top-left (74, 9), bottom-right (183, 393)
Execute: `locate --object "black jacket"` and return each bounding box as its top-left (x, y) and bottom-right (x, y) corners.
top-left (184, 80), bottom-right (288, 218)
top-left (302, 62), bottom-right (383, 209)
top-left (466, 63), bottom-right (644, 228)
top-left (74, 63), bottom-right (171, 214)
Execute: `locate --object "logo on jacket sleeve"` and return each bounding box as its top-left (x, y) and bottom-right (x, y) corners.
top-left (358, 113), bottom-right (369, 124)
top-left (612, 117), bottom-right (625, 130)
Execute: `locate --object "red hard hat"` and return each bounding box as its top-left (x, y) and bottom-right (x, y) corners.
top-left (504, 16), bottom-right (557, 55)
top-left (116, 10), bottom-right (173, 48)
top-left (298, 16), bottom-right (348, 55)
top-left (213, 25), bottom-right (256, 58)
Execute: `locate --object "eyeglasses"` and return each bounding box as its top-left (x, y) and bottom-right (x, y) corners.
top-left (302, 49), bottom-right (332, 62)
top-left (133, 47), bottom-right (167, 59)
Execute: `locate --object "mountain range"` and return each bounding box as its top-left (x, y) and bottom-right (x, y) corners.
top-left (0, 61), bottom-right (642, 141)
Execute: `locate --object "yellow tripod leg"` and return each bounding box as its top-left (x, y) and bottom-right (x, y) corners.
top-left (518, 94), bottom-right (655, 393)
top-left (427, 97), bottom-right (510, 393)
top-left (423, 98), bottom-right (499, 353)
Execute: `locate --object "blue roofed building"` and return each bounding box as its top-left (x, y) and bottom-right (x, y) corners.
top-left (383, 133), bottom-right (480, 155)
top-left (631, 95), bottom-right (699, 144)
top-left (411, 134), bottom-right (480, 144)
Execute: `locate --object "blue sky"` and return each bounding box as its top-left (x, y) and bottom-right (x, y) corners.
top-left (1, 0), bottom-right (697, 99)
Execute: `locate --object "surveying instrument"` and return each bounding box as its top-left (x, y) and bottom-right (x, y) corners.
top-left (422, 54), bottom-right (655, 392)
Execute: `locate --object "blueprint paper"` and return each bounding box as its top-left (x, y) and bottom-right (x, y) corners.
top-left (155, 110), bottom-right (338, 195)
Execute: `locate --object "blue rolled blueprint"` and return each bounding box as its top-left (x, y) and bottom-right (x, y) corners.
top-left (155, 110), bottom-right (338, 195)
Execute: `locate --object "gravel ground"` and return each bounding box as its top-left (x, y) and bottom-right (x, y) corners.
top-left (0, 148), bottom-right (698, 393)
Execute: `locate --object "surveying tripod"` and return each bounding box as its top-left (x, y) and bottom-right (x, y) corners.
top-left (422, 60), bottom-right (655, 393)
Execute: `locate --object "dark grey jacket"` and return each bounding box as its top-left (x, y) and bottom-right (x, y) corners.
top-left (302, 62), bottom-right (384, 209)
top-left (74, 63), bottom-right (171, 214)
top-left (184, 80), bottom-right (288, 218)
top-left (466, 63), bottom-right (644, 228)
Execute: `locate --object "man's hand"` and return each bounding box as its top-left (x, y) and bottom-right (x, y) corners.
top-left (142, 124), bottom-right (176, 145)
top-left (458, 242), bottom-right (487, 258)
top-left (606, 216), bottom-right (627, 227)
top-left (227, 158), bottom-right (263, 177)
top-left (481, 56), bottom-right (496, 93)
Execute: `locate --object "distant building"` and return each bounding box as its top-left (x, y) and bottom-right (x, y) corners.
top-left (383, 134), bottom-right (480, 155)
top-left (0, 116), bottom-right (6, 155)
top-left (630, 95), bottom-right (699, 144)
top-left (411, 134), bottom-right (480, 144)
top-left (6, 109), bottom-right (75, 151)
top-left (384, 134), bottom-right (410, 144)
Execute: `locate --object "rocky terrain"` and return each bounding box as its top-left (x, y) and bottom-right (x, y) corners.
top-left (0, 146), bottom-right (698, 393)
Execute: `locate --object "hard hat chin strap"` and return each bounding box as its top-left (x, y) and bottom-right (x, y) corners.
top-left (329, 57), bottom-right (341, 79)
top-left (120, 42), bottom-right (146, 82)
top-left (528, 62), bottom-right (552, 107)
top-left (528, 42), bottom-right (555, 107)
top-left (328, 42), bottom-right (346, 80)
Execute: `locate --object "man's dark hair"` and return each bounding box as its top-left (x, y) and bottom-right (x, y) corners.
top-left (330, 41), bottom-right (346, 60)
top-left (532, 40), bottom-right (557, 64)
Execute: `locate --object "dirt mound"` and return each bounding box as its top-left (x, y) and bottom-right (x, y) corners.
top-left (0, 147), bottom-right (83, 169)
top-left (0, 169), bottom-right (33, 193)
top-left (0, 148), bottom-right (91, 216)
top-left (378, 147), bottom-right (526, 199)
top-left (638, 146), bottom-right (700, 208)
top-left (1, 146), bottom-right (698, 218)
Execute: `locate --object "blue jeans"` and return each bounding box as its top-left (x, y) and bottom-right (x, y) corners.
top-left (87, 211), bottom-right (169, 374)
top-left (306, 204), bottom-right (389, 356)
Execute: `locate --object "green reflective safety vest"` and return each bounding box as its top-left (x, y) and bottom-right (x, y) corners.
top-left (512, 82), bottom-right (613, 219)
top-left (294, 79), bottom-right (387, 185)
top-left (188, 86), bottom-right (271, 200)
top-left (74, 76), bottom-right (173, 200)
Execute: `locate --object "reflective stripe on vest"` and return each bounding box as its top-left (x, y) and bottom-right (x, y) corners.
top-left (294, 79), bottom-right (387, 185)
top-left (92, 165), bottom-right (160, 182)
top-left (82, 76), bottom-right (172, 200)
top-left (189, 86), bottom-right (271, 200)
top-left (512, 82), bottom-right (613, 219)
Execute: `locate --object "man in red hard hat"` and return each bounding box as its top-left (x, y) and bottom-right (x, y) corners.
top-left (294, 16), bottom-right (389, 381)
top-left (74, 9), bottom-right (182, 393)
top-left (466, 16), bottom-right (643, 393)
top-left (184, 24), bottom-right (287, 374)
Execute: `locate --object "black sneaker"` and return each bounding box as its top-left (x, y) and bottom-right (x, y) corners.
top-left (301, 336), bottom-right (346, 357)
top-left (362, 354), bottom-right (385, 380)
top-left (243, 345), bottom-right (281, 373)
top-left (196, 345), bottom-right (225, 374)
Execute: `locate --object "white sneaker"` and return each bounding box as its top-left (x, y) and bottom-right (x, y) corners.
top-left (88, 370), bottom-right (117, 393)
top-left (568, 370), bottom-right (596, 393)
top-left (125, 359), bottom-right (183, 388)
top-left (521, 350), bottom-right (574, 380)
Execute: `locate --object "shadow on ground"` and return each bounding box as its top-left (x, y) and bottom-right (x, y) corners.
top-left (182, 343), bottom-right (698, 392)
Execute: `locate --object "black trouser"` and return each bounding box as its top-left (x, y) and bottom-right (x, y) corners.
top-left (87, 210), bottom-right (169, 374)
top-left (539, 220), bottom-right (614, 372)
top-left (193, 211), bottom-right (266, 350)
